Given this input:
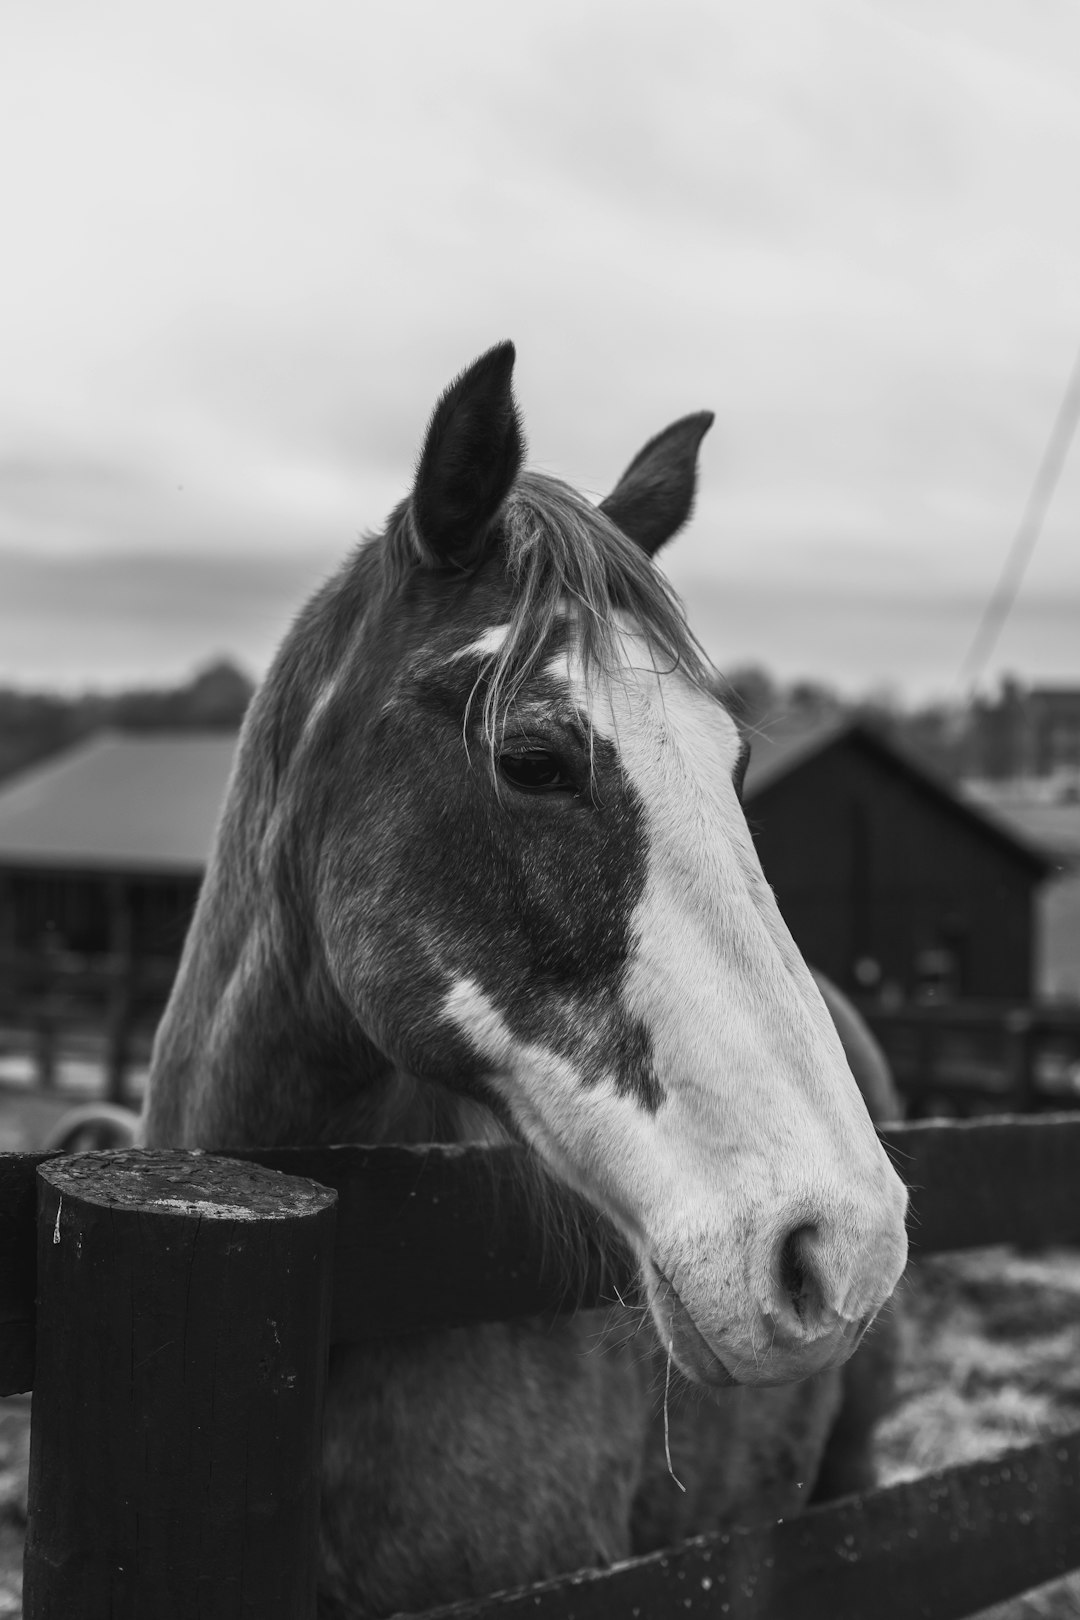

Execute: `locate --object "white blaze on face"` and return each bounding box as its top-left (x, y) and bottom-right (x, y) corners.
top-left (538, 624), bottom-right (908, 1385)
top-left (440, 975), bottom-right (672, 1247)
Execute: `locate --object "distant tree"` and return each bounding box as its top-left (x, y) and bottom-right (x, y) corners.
top-left (895, 703), bottom-right (972, 781)
top-left (709, 666), bottom-right (978, 785)
top-left (0, 658), bottom-right (255, 786)
top-left (785, 678), bottom-right (843, 729)
top-left (713, 665), bottom-right (780, 731)
top-left (110, 659), bottom-right (254, 732)
top-left (0, 691), bottom-right (88, 783)
top-left (183, 660), bottom-right (256, 726)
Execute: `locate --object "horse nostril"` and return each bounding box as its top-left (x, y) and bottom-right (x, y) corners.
top-left (776, 1225), bottom-right (824, 1328)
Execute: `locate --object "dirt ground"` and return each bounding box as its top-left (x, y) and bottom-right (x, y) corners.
top-left (877, 1248), bottom-right (1080, 1619)
top-left (0, 1090), bottom-right (1077, 1618)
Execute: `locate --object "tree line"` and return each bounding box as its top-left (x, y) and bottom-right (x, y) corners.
top-left (0, 660), bottom-right (254, 785)
top-left (0, 658), bottom-right (1070, 790)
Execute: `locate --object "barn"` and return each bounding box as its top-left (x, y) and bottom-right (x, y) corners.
top-left (0, 731), bottom-right (237, 1090)
top-left (0, 717), bottom-right (1062, 1040)
top-left (962, 783), bottom-right (1080, 1002)
top-left (0, 730), bottom-right (235, 964)
top-left (743, 716), bottom-right (1060, 1004)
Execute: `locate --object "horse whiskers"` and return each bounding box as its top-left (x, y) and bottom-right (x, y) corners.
top-left (587, 1318), bottom-right (651, 1363)
top-left (663, 1336), bottom-right (686, 1494)
top-left (582, 1291), bottom-right (651, 1360)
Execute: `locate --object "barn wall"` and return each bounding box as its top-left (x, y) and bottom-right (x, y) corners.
top-left (1039, 870), bottom-right (1080, 1001)
top-left (0, 868), bottom-right (201, 960)
top-left (747, 742), bottom-right (1039, 1002)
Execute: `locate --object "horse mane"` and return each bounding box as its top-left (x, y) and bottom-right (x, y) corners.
top-left (383, 468), bottom-right (714, 747)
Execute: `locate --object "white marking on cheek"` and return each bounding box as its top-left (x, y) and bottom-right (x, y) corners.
top-left (441, 976), bottom-right (516, 1065)
top-left (441, 978), bottom-right (588, 1105)
top-left (439, 976), bottom-right (657, 1243)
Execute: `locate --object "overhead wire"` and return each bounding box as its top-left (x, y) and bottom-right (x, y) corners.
top-left (957, 338), bottom-right (1080, 699)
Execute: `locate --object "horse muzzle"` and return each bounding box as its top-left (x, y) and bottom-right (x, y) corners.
top-left (643, 1208), bottom-right (904, 1388)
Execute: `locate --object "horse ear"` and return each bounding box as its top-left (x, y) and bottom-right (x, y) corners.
top-left (410, 341), bottom-right (525, 567)
top-left (599, 411), bottom-right (714, 557)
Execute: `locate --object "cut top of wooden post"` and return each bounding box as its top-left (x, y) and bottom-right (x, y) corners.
top-left (40, 1149), bottom-right (337, 1223)
top-left (27, 1149), bottom-right (337, 1620)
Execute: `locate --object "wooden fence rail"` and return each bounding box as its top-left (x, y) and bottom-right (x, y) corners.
top-left (0, 946), bottom-right (176, 1099)
top-left (865, 1002), bottom-right (1080, 1116)
top-left (429, 1430), bottom-right (1080, 1620)
top-left (1, 1115), bottom-right (1078, 1618)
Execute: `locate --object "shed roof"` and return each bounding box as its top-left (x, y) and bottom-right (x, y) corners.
top-left (962, 786), bottom-right (1080, 861)
top-left (0, 717), bottom-right (1066, 882)
top-left (0, 731), bottom-right (237, 875)
top-left (743, 715), bottom-right (1062, 877)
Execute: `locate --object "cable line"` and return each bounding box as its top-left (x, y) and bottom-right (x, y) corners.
top-left (957, 338), bottom-right (1080, 697)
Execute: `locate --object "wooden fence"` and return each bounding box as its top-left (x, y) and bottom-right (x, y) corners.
top-left (0, 1115), bottom-right (1078, 1617)
top-left (5, 971), bottom-right (1080, 1121)
top-left (865, 1002), bottom-right (1080, 1116)
top-left (0, 947), bottom-right (175, 1102)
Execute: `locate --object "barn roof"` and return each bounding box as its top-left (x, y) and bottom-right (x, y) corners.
top-left (743, 715), bottom-right (1062, 877)
top-left (0, 731), bottom-right (237, 875)
top-left (962, 787), bottom-right (1080, 862)
top-left (0, 716), bottom-right (1065, 882)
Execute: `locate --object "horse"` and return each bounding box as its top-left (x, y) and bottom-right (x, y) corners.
top-left (143, 342), bottom-right (909, 1619)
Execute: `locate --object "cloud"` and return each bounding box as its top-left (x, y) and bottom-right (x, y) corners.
top-left (4, 540), bottom-right (1077, 701)
top-left (2, 0), bottom-right (1080, 694)
top-left (672, 569), bottom-right (1080, 697)
top-left (0, 548), bottom-right (337, 689)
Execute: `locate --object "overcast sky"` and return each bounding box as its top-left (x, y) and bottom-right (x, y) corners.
top-left (3, 0), bottom-right (1079, 699)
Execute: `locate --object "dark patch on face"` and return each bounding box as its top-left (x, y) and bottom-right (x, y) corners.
top-left (557, 988), bottom-right (664, 1112)
top-left (310, 561), bottom-right (666, 1118)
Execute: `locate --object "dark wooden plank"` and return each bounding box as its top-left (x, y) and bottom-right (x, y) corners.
top-left (879, 1114), bottom-right (1080, 1253)
top-left (423, 1427), bottom-right (1080, 1620)
top-left (0, 1115), bottom-right (1078, 1390)
top-left (242, 1116), bottom-right (1080, 1345)
top-left (231, 1143), bottom-right (633, 1344)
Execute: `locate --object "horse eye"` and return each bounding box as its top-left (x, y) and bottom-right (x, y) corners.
top-left (498, 749), bottom-right (573, 793)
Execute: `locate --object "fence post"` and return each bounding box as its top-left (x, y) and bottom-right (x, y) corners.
top-left (31, 997), bottom-right (57, 1091)
top-left (23, 1150), bottom-right (337, 1620)
top-left (1004, 1007), bottom-right (1035, 1112)
top-left (103, 954), bottom-right (136, 1104)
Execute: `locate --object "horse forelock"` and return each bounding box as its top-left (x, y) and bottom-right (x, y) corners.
top-left (376, 469), bottom-right (714, 748)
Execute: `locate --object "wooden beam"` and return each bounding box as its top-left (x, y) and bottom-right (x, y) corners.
top-left (877, 1114), bottom-right (1080, 1253)
top-left (0, 1116), bottom-right (1077, 1395)
top-left (426, 1428), bottom-right (1080, 1620)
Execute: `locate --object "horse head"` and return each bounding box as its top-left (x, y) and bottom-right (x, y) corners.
top-left (156, 342), bottom-right (908, 1392)
top-left (294, 342), bottom-right (909, 1389)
